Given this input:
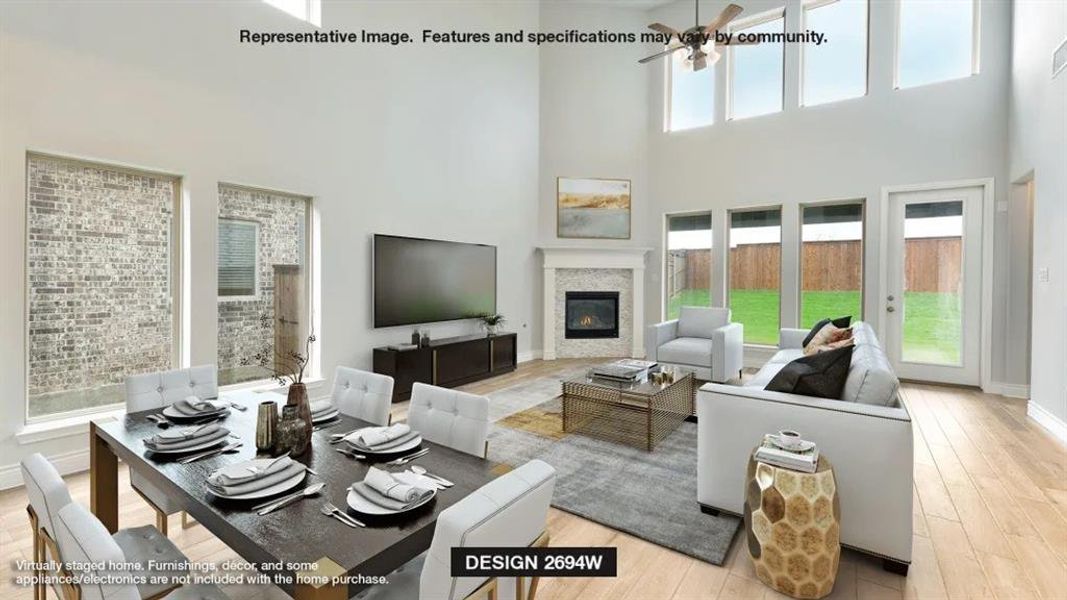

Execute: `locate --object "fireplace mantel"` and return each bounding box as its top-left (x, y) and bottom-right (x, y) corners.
top-left (538, 246), bottom-right (651, 360)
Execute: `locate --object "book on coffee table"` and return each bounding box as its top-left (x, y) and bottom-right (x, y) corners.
top-left (754, 434), bottom-right (819, 473)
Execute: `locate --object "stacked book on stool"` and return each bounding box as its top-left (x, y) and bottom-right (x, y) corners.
top-left (754, 430), bottom-right (819, 473)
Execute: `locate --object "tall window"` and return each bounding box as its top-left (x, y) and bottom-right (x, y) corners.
top-left (800, 203), bottom-right (864, 328)
top-left (728, 10), bottom-right (785, 120)
top-left (668, 46), bottom-right (715, 131)
top-left (897, 0), bottom-right (977, 89)
top-left (217, 184), bottom-right (310, 386)
top-left (802, 0), bottom-right (868, 106)
top-left (27, 154), bottom-right (178, 419)
top-left (665, 212), bottom-right (713, 320)
top-left (262, 0), bottom-right (321, 27)
top-left (729, 208), bottom-right (782, 345)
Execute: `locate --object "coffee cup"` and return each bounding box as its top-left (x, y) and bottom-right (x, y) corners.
top-left (775, 429), bottom-right (804, 450)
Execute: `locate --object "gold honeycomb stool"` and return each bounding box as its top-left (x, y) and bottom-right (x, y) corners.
top-left (743, 452), bottom-right (840, 599)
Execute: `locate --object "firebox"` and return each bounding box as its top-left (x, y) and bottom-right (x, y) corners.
top-left (565, 291), bottom-right (620, 339)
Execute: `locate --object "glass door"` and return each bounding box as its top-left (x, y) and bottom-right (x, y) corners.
top-left (885, 186), bottom-right (982, 385)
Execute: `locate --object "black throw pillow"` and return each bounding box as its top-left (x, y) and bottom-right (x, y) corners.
top-left (801, 315), bottom-right (853, 349)
top-left (765, 343), bottom-right (855, 399)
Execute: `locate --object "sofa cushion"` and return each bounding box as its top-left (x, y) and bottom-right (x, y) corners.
top-left (677, 306), bottom-right (729, 338)
top-left (767, 349), bottom-right (804, 365)
top-left (658, 337), bottom-right (713, 367)
top-left (842, 323), bottom-right (899, 406)
top-left (766, 344), bottom-right (855, 399)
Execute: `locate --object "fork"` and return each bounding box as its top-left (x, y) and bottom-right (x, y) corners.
top-left (322, 502), bottom-right (365, 527)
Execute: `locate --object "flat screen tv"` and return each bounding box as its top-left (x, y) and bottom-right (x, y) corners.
top-left (373, 234), bottom-right (497, 328)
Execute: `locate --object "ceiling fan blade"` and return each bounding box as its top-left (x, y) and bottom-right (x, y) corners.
top-left (703, 3), bottom-right (744, 35)
top-left (647, 22), bottom-right (682, 38)
top-left (638, 45), bottom-right (685, 64)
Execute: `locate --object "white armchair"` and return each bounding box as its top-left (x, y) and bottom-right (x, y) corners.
top-left (645, 306), bottom-right (743, 383)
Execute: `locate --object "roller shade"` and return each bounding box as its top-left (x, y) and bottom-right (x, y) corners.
top-left (218, 220), bottom-right (257, 297)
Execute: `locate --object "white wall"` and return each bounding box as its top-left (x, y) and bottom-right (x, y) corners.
top-left (1009, 0), bottom-right (1067, 426)
top-left (538, 1), bottom-right (657, 327)
top-left (0, 0), bottom-right (541, 483)
top-left (644, 0), bottom-right (1023, 385)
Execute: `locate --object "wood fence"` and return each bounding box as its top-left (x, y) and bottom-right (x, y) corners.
top-left (669, 238), bottom-right (961, 293)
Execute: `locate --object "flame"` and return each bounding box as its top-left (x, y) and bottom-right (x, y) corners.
top-left (580, 315), bottom-right (593, 327)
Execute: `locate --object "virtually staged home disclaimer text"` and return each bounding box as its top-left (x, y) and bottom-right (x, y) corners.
top-left (238, 29), bottom-right (828, 47)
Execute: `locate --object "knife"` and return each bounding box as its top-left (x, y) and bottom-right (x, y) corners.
top-left (178, 442), bottom-right (242, 464)
top-left (387, 448), bottom-right (429, 466)
top-left (256, 482), bottom-right (325, 515)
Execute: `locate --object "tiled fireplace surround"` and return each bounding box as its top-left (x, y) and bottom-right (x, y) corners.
top-left (538, 247), bottom-right (651, 360)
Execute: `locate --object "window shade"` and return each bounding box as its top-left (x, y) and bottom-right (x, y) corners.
top-left (218, 220), bottom-right (257, 296)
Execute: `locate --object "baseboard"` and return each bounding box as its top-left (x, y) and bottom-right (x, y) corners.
top-left (0, 448), bottom-right (90, 491)
top-left (984, 381), bottom-right (1031, 399)
top-left (517, 350), bottom-right (542, 363)
top-left (1027, 401), bottom-right (1067, 443)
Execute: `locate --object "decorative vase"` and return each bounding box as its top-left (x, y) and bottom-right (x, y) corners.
top-left (255, 401), bottom-right (278, 453)
top-left (286, 382), bottom-right (313, 434)
top-left (484, 323), bottom-right (497, 336)
top-left (276, 405), bottom-right (309, 456)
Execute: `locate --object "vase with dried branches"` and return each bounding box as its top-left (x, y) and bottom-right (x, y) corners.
top-left (248, 314), bottom-right (317, 438)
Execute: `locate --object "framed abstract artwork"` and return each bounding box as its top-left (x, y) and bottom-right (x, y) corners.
top-left (557, 177), bottom-right (631, 240)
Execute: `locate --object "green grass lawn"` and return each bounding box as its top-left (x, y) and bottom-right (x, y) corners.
top-left (666, 288), bottom-right (960, 363)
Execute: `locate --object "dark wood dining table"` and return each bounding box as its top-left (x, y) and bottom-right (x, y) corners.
top-left (89, 389), bottom-right (499, 599)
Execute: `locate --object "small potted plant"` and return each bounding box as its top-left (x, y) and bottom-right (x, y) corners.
top-left (479, 313), bottom-right (506, 336)
top-left (248, 314), bottom-right (317, 437)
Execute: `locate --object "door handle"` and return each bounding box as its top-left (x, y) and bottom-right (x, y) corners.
top-left (886, 306), bottom-right (896, 313)
top-left (887, 295), bottom-right (895, 301)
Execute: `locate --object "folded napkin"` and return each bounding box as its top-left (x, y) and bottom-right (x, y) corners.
top-left (206, 461), bottom-right (306, 496)
top-left (172, 396), bottom-right (227, 416)
top-left (350, 467), bottom-right (434, 511)
top-left (211, 454), bottom-right (292, 486)
top-left (345, 424), bottom-right (412, 450)
top-left (310, 400), bottom-right (336, 417)
top-left (144, 425), bottom-right (228, 451)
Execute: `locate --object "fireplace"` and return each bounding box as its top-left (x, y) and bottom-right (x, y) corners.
top-left (565, 291), bottom-right (620, 339)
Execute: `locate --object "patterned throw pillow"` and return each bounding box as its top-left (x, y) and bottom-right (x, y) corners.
top-left (803, 324), bottom-right (854, 356)
top-left (801, 316), bottom-right (852, 349)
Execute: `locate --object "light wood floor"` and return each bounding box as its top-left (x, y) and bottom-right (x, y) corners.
top-left (2, 358), bottom-right (1065, 599)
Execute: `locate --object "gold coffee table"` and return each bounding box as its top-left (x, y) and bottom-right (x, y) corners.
top-left (744, 452), bottom-right (840, 599)
top-left (561, 370), bottom-right (694, 451)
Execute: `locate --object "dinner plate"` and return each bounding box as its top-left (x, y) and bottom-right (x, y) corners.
top-left (207, 462), bottom-right (308, 501)
top-left (312, 409), bottom-right (340, 424)
top-left (162, 405), bottom-right (229, 421)
top-left (346, 486), bottom-right (437, 516)
top-left (144, 436), bottom-right (228, 456)
top-left (345, 434), bottom-right (422, 456)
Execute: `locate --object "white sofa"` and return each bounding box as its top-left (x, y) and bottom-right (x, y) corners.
top-left (696, 322), bottom-right (913, 573)
top-left (645, 306), bottom-right (744, 383)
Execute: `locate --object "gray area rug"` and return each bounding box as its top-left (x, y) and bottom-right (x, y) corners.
top-left (485, 378), bottom-right (741, 565)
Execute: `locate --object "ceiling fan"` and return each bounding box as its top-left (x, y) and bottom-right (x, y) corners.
top-left (639, 2), bottom-right (754, 72)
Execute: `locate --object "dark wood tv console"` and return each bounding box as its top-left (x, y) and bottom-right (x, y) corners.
top-left (372, 333), bottom-right (517, 403)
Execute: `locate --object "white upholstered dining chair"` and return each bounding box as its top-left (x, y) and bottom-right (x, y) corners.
top-left (354, 459), bottom-right (557, 600)
top-left (407, 383), bottom-right (490, 458)
top-left (125, 365), bottom-right (218, 534)
top-left (330, 366), bottom-right (394, 425)
top-left (20, 453), bottom-right (226, 600)
top-left (53, 503), bottom-right (228, 600)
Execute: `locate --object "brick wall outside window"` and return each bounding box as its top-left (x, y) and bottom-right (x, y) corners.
top-left (217, 184), bottom-right (308, 385)
top-left (27, 155), bottom-right (176, 418)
